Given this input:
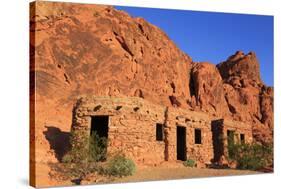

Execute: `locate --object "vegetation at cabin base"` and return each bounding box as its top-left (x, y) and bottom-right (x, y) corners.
top-left (49, 131), bottom-right (136, 185)
top-left (103, 153), bottom-right (136, 177)
top-left (227, 142), bottom-right (273, 171)
top-left (183, 159), bottom-right (196, 167)
top-left (89, 131), bottom-right (108, 162)
top-left (60, 129), bottom-right (90, 163)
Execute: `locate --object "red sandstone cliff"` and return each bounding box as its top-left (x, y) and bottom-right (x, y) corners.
top-left (30, 1), bottom-right (273, 165)
top-left (217, 51), bottom-right (273, 143)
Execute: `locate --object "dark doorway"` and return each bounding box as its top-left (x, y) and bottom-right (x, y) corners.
top-left (177, 126), bottom-right (186, 161)
top-left (211, 120), bottom-right (224, 162)
top-left (227, 130), bottom-right (235, 159)
top-left (90, 116), bottom-right (109, 161)
top-left (91, 116), bottom-right (109, 138)
top-left (227, 130), bottom-right (235, 146)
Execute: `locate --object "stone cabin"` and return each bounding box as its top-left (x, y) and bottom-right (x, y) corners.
top-left (70, 96), bottom-right (253, 167)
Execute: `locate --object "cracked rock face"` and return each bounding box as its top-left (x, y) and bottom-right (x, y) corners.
top-left (30, 2), bottom-right (192, 107)
top-left (30, 1), bottom-right (273, 164)
top-left (217, 51), bottom-right (273, 143)
top-left (30, 2), bottom-right (192, 163)
top-left (190, 62), bottom-right (230, 117)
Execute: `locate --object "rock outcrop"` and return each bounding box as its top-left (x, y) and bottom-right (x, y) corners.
top-left (30, 1), bottom-right (273, 167)
top-left (217, 51), bottom-right (273, 143)
top-left (189, 62), bottom-right (230, 117)
top-left (30, 1), bottom-right (193, 164)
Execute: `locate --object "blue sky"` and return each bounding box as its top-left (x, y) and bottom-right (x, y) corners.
top-left (115, 6), bottom-right (273, 86)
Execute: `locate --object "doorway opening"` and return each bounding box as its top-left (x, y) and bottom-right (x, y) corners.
top-left (227, 130), bottom-right (235, 146)
top-left (90, 116), bottom-right (109, 161)
top-left (227, 130), bottom-right (235, 159)
top-left (177, 126), bottom-right (186, 161)
top-left (211, 120), bottom-right (224, 162)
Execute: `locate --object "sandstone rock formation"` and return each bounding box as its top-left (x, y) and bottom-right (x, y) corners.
top-left (189, 62), bottom-right (230, 117)
top-left (217, 51), bottom-right (273, 143)
top-left (30, 2), bottom-right (193, 165)
top-left (30, 1), bottom-right (273, 170)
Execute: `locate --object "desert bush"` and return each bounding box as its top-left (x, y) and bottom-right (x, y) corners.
top-left (61, 131), bottom-right (108, 163)
top-left (183, 159), bottom-right (196, 167)
top-left (50, 131), bottom-right (135, 184)
top-left (61, 130), bottom-right (90, 163)
top-left (89, 131), bottom-right (108, 162)
top-left (50, 131), bottom-right (103, 184)
top-left (104, 153), bottom-right (136, 177)
top-left (227, 142), bottom-right (273, 170)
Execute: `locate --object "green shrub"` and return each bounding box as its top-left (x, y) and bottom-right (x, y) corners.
top-left (89, 131), bottom-right (108, 162)
top-left (50, 131), bottom-right (135, 183)
top-left (105, 154), bottom-right (136, 177)
top-left (62, 137), bottom-right (89, 163)
top-left (227, 142), bottom-right (273, 170)
top-left (62, 152), bottom-right (74, 163)
top-left (183, 159), bottom-right (196, 167)
top-left (62, 131), bottom-right (108, 163)
top-left (51, 131), bottom-right (103, 183)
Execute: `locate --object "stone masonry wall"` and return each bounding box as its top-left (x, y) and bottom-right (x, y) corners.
top-left (223, 119), bottom-right (253, 144)
top-left (71, 96), bottom-right (167, 165)
top-left (70, 96), bottom-right (253, 167)
top-left (167, 107), bottom-right (214, 167)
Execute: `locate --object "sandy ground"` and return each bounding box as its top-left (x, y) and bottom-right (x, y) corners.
top-left (113, 166), bottom-right (260, 184)
top-left (35, 162), bottom-right (263, 187)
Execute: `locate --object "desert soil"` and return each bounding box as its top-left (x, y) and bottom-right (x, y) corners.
top-left (113, 166), bottom-right (260, 184)
top-left (36, 162), bottom-right (262, 187)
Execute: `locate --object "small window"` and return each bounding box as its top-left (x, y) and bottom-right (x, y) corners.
top-left (156, 123), bottom-right (164, 141)
top-left (240, 134), bottom-right (245, 143)
top-left (195, 129), bottom-right (202, 144)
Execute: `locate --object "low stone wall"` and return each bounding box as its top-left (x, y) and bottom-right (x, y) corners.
top-left (71, 97), bottom-right (167, 165)
top-left (166, 107), bottom-right (214, 167)
top-left (223, 119), bottom-right (253, 144)
top-left (70, 96), bottom-right (253, 167)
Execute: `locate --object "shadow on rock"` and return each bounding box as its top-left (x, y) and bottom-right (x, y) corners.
top-left (43, 126), bottom-right (71, 162)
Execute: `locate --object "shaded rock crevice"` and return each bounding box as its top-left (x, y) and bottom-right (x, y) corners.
top-left (113, 31), bottom-right (134, 56)
top-left (189, 68), bottom-right (196, 98)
